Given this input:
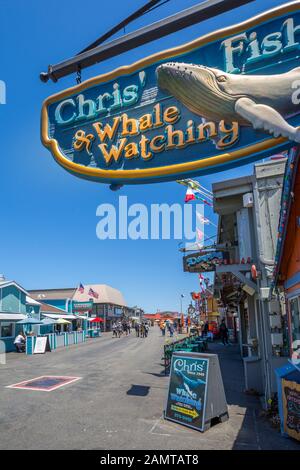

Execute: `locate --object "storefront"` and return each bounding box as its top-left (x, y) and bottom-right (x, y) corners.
top-left (0, 280), bottom-right (32, 352)
top-left (273, 148), bottom-right (300, 360)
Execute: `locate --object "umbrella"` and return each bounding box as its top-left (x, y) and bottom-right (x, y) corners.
top-left (56, 318), bottom-right (71, 325)
top-left (17, 318), bottom-right (43, 325)
top-left (89, 317), bottom-right (104, 323)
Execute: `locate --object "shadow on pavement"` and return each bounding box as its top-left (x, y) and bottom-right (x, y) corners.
top-left (127, 384), bottom-right (150, 396)
top-left (210, 341), bottom-right (300, 450)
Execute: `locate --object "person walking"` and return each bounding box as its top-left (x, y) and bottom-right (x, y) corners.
top-left (203, 321), bottom-right (209, 338)
top-left (135, 322), bottom-right (140, 337)
top-left (160, 322), bottom-right (166, 336)
top-left (123, 321), bottom-right (128, 336)
top-left (112, 322), bottom-right (117, 338)
top-left (219, 319), bottom-right (229, 345)
top-left (117, 321), bottom-right (123, 338)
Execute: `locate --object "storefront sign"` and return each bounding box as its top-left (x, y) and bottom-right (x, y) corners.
top-left (42, 3), bottom-right (300, 185)
top-left (282, 378), bottom-right (300, 441)
top-left (183, 251), bottom-right (224, 273)
top-left (165, 353), bottom-right (209, 431)
top-left (72, 301), bottom-right (93, 312)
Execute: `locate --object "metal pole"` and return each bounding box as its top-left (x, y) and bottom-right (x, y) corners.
top-left (40, 0), bottom-right (254, 82)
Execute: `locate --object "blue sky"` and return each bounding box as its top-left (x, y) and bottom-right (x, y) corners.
top-left (0, 0), bottom-right (285, 313)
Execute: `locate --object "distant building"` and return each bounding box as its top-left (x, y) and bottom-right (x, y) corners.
top-left (29, 284), bottom-right (128, 331)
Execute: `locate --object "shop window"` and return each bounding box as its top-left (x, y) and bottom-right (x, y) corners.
top-left (0, 322), bottom-right (14, 338)
top-left (289, 297), bottom-right (300, 357)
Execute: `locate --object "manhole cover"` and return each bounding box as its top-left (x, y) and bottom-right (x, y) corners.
top-left (7, 375), bottom-right (81, 391)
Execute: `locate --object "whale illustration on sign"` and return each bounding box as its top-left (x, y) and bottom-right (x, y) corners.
top-left (156, 62), bottom-right (300, 143)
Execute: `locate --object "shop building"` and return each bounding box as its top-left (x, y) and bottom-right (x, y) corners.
top-left (0, 277), bottom-right (41, 352)
top-left (211, 158), bottom-right (289, 404)
top-left (272, 149), bottom-right (300, 361)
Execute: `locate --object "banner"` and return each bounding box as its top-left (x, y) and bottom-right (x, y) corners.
top-left (42, 2), bottom-right (300, 185)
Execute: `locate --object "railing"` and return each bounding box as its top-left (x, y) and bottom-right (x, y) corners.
top-left (163, 332), bottom-right (208, 375)
top-left (26, 331), bottom-right (86, 355)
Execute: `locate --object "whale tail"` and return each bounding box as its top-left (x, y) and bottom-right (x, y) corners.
top-left (235, 97), bottom-right (300, 143)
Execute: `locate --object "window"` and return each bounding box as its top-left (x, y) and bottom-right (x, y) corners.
top-left (289, 297), bottom-right (300, 357)
top-left (0, 322), bottom-right (14, 338)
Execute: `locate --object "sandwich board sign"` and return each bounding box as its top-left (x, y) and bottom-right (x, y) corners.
top-left (42, 2), bottom-right (300, 186)
top-left (165, 352), bottom-right (228, 432)
top-left (34, 336), bottom-right (51, 354)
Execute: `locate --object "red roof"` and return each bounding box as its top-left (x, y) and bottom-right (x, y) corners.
top-left (144, 312), bottom-right (180, 321)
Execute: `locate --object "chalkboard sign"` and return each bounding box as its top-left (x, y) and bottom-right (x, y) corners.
top-left (282, 378), bottom-right (300, 441)
top-left (34, 336), bottom-right (51, 354)
top-left (165, 352), bottom-right (228, 432)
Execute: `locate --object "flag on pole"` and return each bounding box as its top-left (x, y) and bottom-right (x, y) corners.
top-left (184, 187), bottom-right (196, 203)
top-left (88, 287), bottom-right (99, 299)
top-left (78, 283), bottom-right (84, 294)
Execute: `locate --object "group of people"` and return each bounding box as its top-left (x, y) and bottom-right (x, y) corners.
top-left (112, 321), bottom-right (131, 338)
top-left (134, 322), bottom-right (149, 338)
top-left (112, 320), bottom-right (150, 338)
top-left (160, 321), bottom-right (175, 337)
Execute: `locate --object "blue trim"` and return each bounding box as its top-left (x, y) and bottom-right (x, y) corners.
top-left (285, 271), bottom-right (300, 290)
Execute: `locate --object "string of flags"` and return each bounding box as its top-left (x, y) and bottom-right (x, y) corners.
top-left (178, 178), bottom-right (213, 206)
top-left (196, 211), bottom-right (217, 228)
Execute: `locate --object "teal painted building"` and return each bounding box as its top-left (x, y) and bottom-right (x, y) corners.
top-left (0, 278), bottom-right (41, 352)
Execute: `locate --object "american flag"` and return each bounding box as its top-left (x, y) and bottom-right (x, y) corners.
top-left (88, 287), bottom-right (99, 299)
top-left (78, 283), bottom-right (84, 294)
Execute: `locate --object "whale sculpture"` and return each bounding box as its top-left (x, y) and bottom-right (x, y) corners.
top-left (156, 62), bottom-right (300, 142)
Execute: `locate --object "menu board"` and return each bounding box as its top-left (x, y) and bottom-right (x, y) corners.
top-left (165, 353), bottom-right (209, 432)
top-left (34, 336), bottom-right (51, 354)
top-left (282, 378), bottom-right (300, 441)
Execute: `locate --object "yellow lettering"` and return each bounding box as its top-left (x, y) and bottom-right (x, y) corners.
top-left (165, 125), bottom-right (185, 149)
top-left (197, 121), bottom-right (217, 141)
top-left (164, 106), bottom-right (179, 124)
top-left (93, 117), bottom-right (121, 142)
top-left (98, 138), bottom-right (127, 165)
top-left (150, 135), bottom-right (165, 153)
top-left (217, 120), bottom-right (239, 148)
top-left (124, 142), bottom-right (139, 159)
top-left (139, 114), bottom-right (153, 131)
top-left (121, 113), bottom-right (139, 136)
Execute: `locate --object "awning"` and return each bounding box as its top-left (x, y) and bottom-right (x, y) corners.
top-left (0, 313), bottom-right (27, 321)
top-left (42, 314), bottom-right (78, 320)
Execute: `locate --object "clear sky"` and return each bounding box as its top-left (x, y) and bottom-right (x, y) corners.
top-left (0, 0), bottom-right (285, 313)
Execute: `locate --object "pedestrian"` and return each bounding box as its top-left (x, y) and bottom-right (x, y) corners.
top-left (117, 321), bottom-right (123, 338)
top-left (219, 319), bottom-right (229, 345)
top-left (144, 323), bottom-right (149, 338)
top-left (123, 322), bottom-right (128, 335)
top-left (112, 322), bottom-right (117, 338)
top-left (14, 331), bottom-right (26, 353)
top-left (160, 322), bottom-right (166, 336)
top-left (169, 324), bottom-right (174, 337)
top-left (127, 322), bottom-right (131, 334)
top-left (135, 322), bottom-right (140, 337)
top-left (203, 321), bottom-right (209, 337)
top-left (140, 323), bottom-right (145, 338)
